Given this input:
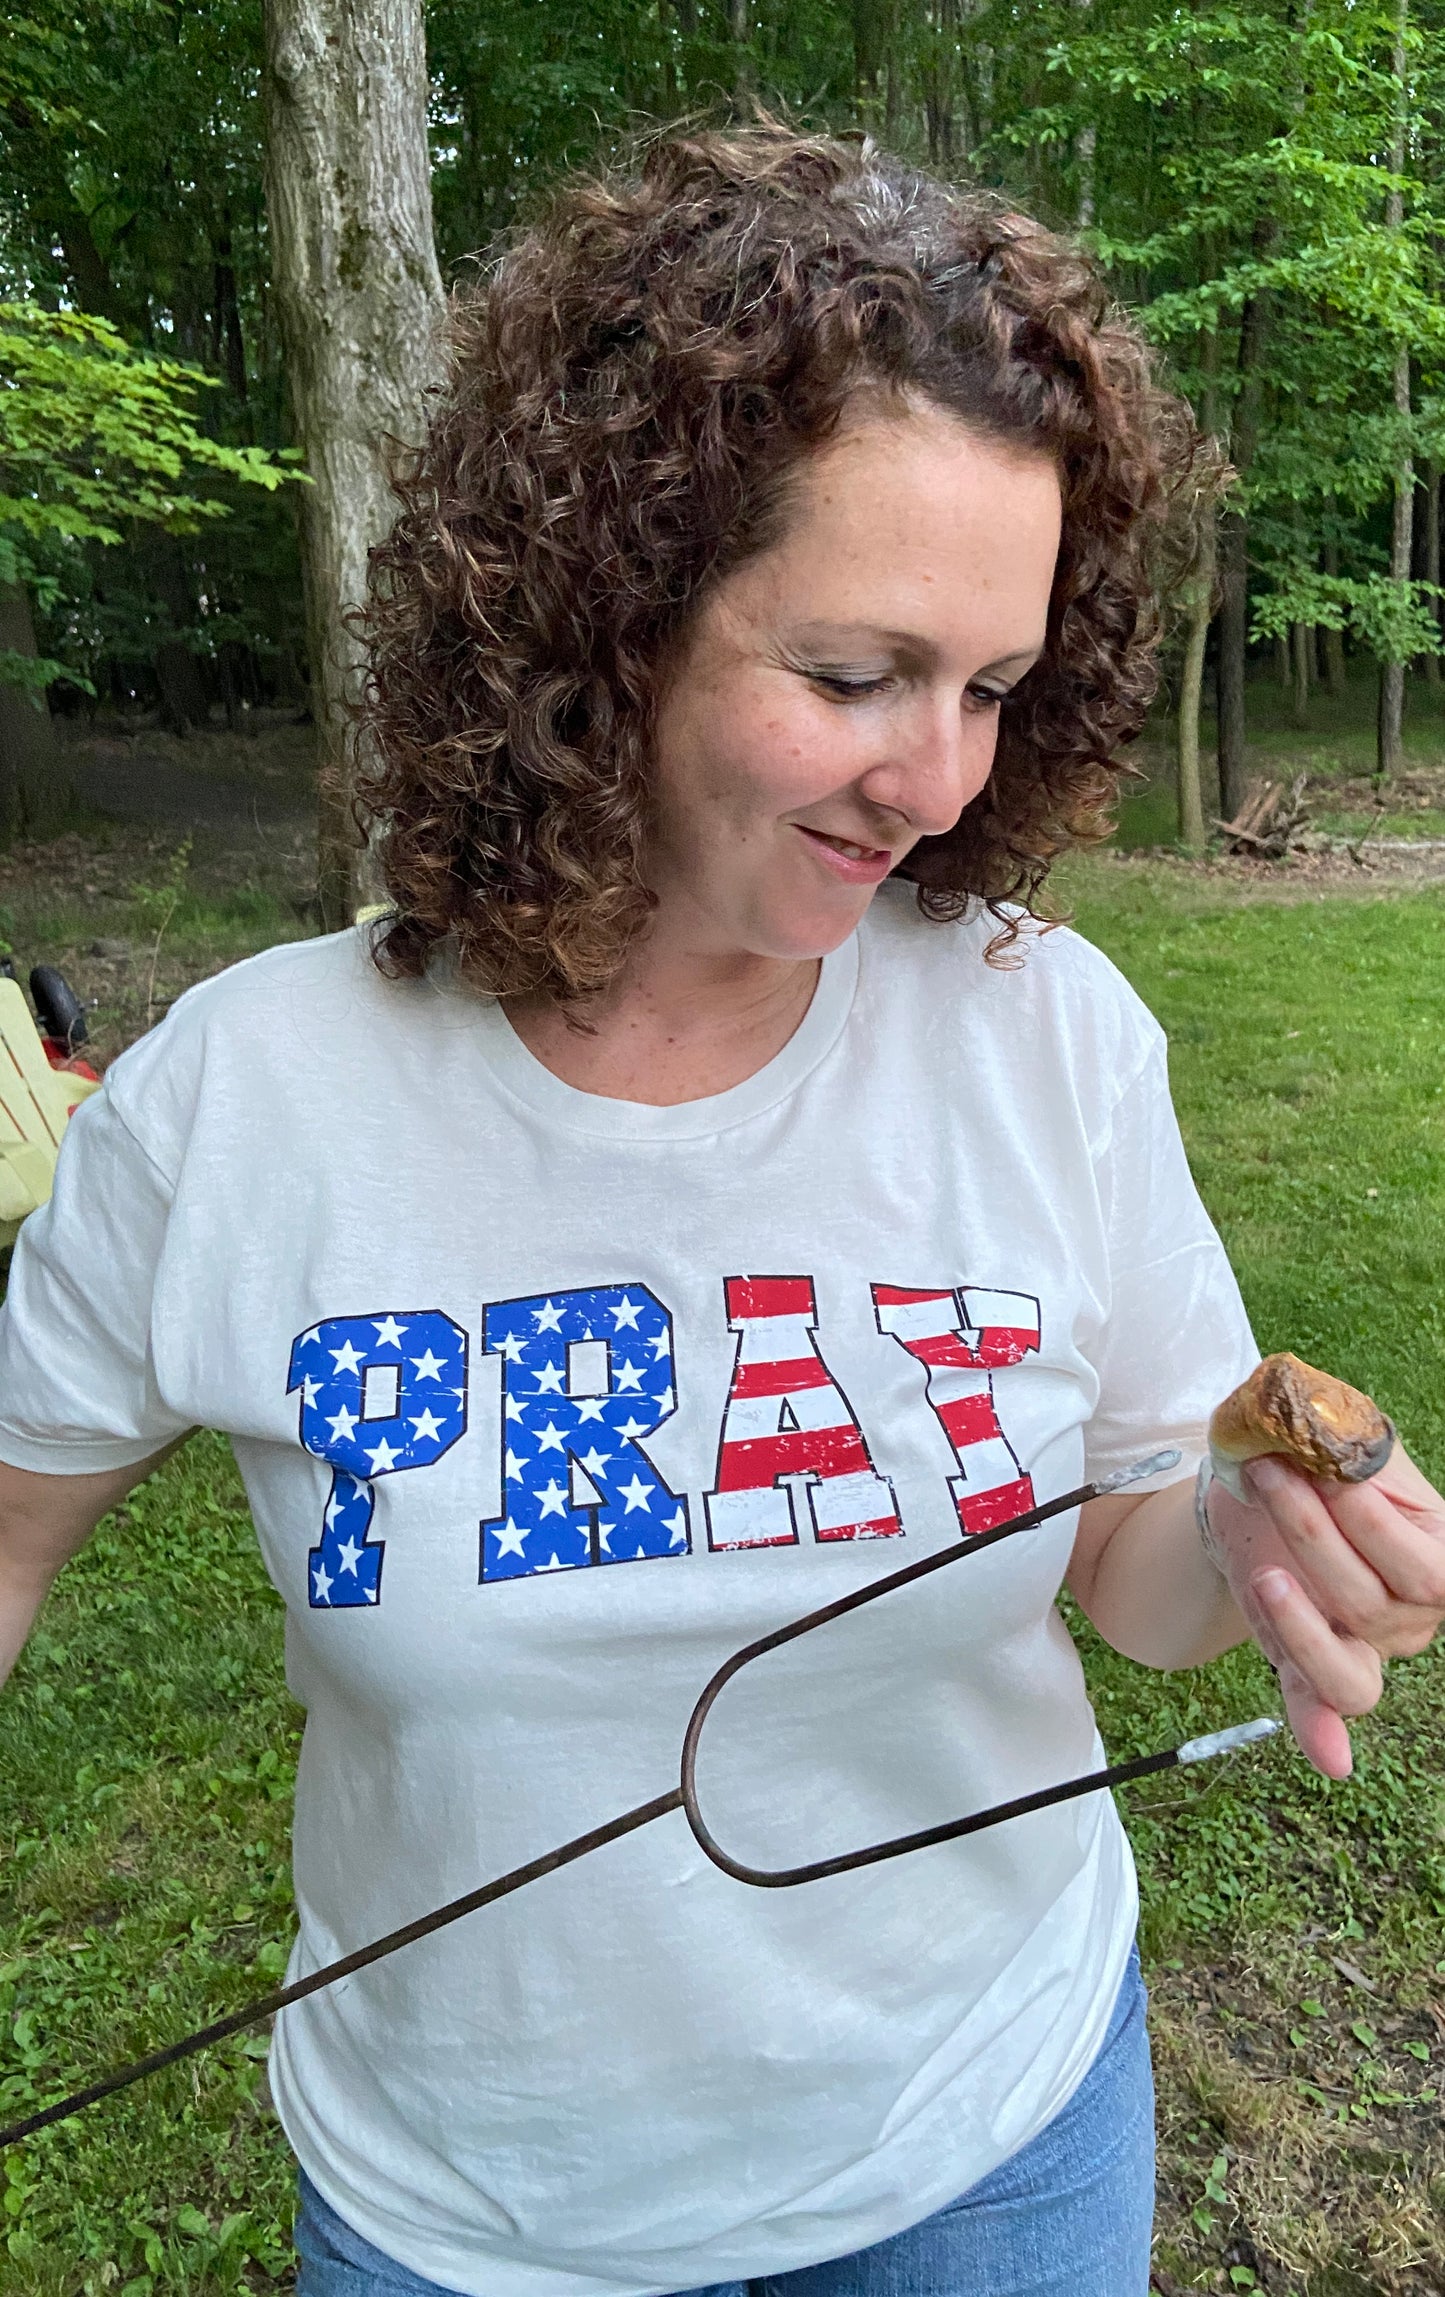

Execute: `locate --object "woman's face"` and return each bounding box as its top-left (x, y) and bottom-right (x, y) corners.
top-left (648, 402), bottom-right (1063, 965)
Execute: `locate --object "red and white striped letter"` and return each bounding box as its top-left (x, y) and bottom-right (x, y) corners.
top-left (871, 1284), bottom-right (1040, 1535)
top-left (705, 1276), bottom-right (901, 1550)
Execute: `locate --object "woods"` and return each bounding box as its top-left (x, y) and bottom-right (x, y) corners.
top-left (4, 0), bottom-right (1445, 879)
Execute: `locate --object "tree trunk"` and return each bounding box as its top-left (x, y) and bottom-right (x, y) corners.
top-left (1377, 0), bottom-right (1411, 786)
top-left (730, 0), bottom-right (752, 96)
top-left (972, 20), bottom-right (993, 143)
top-left (1215, 513), bottom-right (1249, 821)
top-left (0, 588), bottom-right (62, 841)
top-left (884, 48), bottom-right (902, 137)
top-left (1291, 620), bottom-right (1311, 724)
top-left (1176, 511), bottom-right (1215, 852)
top-left (1322, 630), bottom-right (1346, 697)
top-left (1073, 0), bottom-right (1095, 226)
top-left (1424, 460), bottom-right (1440, 688)
top-left (263, 0), bottom-right (445, 929)
top-left (1215, 247), bottom-right (1273, 821)
top-left (1378, 361), bottom-right (1413, 781)
top-left (851, 0), bottom-right (892, 107)
top-left (212, 215), bottom-right (249, 403)
top-left (55, 204), bottom-right (125, 327)
top-left (925, 0), bottom-right (960, 164)
top-left (1322, 532), bottom-right (1346, 696)
top-left (154, 640), bottom-right (211, 736)
top-left (1075, 125), bottom-right (1096, 228)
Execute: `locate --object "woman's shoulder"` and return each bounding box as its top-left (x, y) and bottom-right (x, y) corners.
top-left (97, 926), bottom-right (427, 1170)
top-left (117, 923), bottom-right (403, 1058)
top-left (862, 882), bottom-right (1161, 1053)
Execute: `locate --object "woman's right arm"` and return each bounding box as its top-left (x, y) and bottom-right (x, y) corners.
top-left (0, 1452), bottom-right (177, 1688)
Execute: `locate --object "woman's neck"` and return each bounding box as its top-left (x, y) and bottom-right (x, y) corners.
top-left (502, 943), bottom-right (822, 1107)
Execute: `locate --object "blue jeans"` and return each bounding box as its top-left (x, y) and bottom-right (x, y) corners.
top-left (295, 1947), bottom-right (1154, 2297)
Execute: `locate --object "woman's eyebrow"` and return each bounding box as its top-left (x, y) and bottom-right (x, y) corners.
top-left (785, 623), bottom-right (1045, 672)
top-left (784, 622), bottom-right (909, 651)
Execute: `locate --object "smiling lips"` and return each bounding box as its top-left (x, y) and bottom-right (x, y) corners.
top-left (795, 823), bottom-right (896, 885)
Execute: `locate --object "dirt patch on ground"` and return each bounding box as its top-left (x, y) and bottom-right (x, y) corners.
top-left (1323, 763), bottom-right (1445, 818)
top-left (0, 822), bottom-right (315, 1070)
top-left (1103, 840), bottom-right (1445, 898)
top-left (0, 716), bottom-right (320, 1065)
top-left (1150, 1947), bottom-right (1445, 2293)
top-left (53, 711), bottom-right (317, 834)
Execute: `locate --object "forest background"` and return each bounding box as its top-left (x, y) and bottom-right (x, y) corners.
top-left (3, 6), bottom-right (1445, 2297)
top-left (5, 0), bottom-right (1445, 855)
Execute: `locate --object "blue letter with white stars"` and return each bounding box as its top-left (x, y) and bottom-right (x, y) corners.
top-left (287, 1312), bottom-right (469, 1608)
top-left (480, 1286), bottom-right (690, 1582)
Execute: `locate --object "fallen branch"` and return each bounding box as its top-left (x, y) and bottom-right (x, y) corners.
top-left (1215, 774), bottom-right (1310, 859)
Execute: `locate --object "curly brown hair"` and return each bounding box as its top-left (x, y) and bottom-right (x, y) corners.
top-left (357, 122), bottom-right (1204, 997)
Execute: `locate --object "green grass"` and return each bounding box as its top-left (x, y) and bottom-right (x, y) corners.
top-left (1064, 865), bottom-right (1445, 1960)
top-left (1064, 866), bottom-right (1445, 1950)
top-left (1064, 863), bottom-right (1445, 2291)
top-left (3, 862), bottom-right (1445, 2290)
top-left (0, 1444), bottom-right (298, 2292)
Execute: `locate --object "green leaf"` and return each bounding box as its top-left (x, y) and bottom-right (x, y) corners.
top-left (0, 304), bottom-right (301, 582)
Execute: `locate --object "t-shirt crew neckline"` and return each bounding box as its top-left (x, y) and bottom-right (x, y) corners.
top-left (467, 932), bottom-right (861, 1142)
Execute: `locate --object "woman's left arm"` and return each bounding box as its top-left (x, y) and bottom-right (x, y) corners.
top-left (1069, 1447), bottom-right (1445, 1779)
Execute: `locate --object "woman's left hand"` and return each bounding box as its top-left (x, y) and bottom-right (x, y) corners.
top-left (1207, 1444), bottom-right (1445, 1778)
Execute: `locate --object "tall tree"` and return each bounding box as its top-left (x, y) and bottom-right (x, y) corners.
top-left (263, 0), bottom-right (445, 927)
top-left (1378, 0), bottom-right (1414, 782)
top-left (1216, 257), bottom-right (1273, 824)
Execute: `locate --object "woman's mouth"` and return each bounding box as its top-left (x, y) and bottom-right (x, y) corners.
top-left (794, 824), bottom-right (896, 886)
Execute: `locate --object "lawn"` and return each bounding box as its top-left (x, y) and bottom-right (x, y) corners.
top-left (1062, 862), bottom-right (1445, 2294)
top-left (0, 844), bottom-right (1443, 2293)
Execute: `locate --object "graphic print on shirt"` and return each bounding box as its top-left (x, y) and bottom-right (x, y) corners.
top-left (480, 1285), bottom-right (691, 1582)
top-left (287, 1312), bottom-right (469, 1606)
top-left (704, 1276), bottom-right (901, 1549)
top-left (872, 1285), bottom-right (1040, 1535)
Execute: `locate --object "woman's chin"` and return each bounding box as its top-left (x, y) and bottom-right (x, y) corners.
top-left (752, 883), bottom-right (881, 962)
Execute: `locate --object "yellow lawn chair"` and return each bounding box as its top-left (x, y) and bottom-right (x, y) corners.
top-left (0, 977), bottom-right (100, 1248)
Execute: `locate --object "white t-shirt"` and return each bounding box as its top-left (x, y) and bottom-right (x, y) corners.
top-left (0, 887), bottom-right (1256, 2296)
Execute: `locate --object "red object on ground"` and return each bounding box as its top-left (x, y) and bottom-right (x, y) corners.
top-left (40, 1039), bottom-right (100, 1082)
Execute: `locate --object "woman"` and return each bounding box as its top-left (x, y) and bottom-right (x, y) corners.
top-left (0, 127), bottom-right (1441, 2297)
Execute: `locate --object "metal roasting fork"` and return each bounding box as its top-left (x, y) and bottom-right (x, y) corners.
top-left (0, 1448), bottom-right (1280, 2150)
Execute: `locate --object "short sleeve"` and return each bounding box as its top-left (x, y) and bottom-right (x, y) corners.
top-left (0, 1080), bottom-right (193, 1473)
top-left (1083, 1038), bottom-right (1259, 1488)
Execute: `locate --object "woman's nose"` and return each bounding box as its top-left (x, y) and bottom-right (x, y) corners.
top-left (859, 696), bottom-right (998, 838)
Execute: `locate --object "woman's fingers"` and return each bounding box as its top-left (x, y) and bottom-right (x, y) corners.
top-left (1244, 1458), bottom-right (1390, 1626)
top-left (1249, 1563), bottom-right (1383, 1778)
top-left (1244, 1452), bottom-right (1445, 1653)
top-left (1272, 1662), bottom-right (1357, 1781)
top-left (1205, 1438), bottom-right (1445, 1775)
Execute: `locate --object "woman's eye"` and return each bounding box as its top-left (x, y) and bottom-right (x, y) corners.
top-left (965, 685), bottom-right (1008, 710)
top-left (810, 672), bottom-right (891, 700)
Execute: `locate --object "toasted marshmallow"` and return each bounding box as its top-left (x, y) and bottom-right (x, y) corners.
top-left (1208, 1351), bottom-right (1395, 1501)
